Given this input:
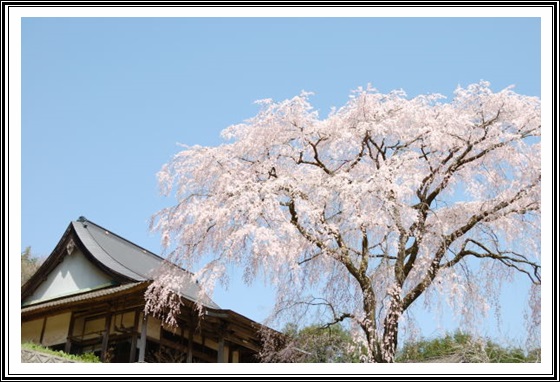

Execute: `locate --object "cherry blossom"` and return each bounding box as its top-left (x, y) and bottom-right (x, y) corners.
top-left (148, 81), bottom-right (540, 362)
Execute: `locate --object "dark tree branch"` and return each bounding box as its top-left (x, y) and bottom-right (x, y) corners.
top-left (445, 185), bottom-right (538, 246)
top-left (441, 238), bottom-right (541, 284)
top-left (320, 313), bottom-right (355, 329)
top-left (297, 138), bottom-right (333, 175)
top-left (297, 252), bottom-right (322, 266)
top-left (402, 246), bottom-right (446, 311)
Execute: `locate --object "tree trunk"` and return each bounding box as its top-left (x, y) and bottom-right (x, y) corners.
top-left (381, 305), bottom-right (401, 362)
top-left (377, 291), bottom-right (403, 363)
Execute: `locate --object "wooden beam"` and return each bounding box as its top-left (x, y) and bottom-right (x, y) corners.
top-left (21, 284), bottom-right (148, 322)
top-left (65, 313), bottom-right (75, 354)
top-left (137, 314), bottom-right (148, 362)
top-left (39, 317), bottom-right (47, 346)
top-left (217, 337), bottom-right (225, 363)
top-left (129, 310), bottom-right (140, 363)
top-left (187, 326), bottom-right (193, 363)
top-left (100, 313), bottom-right (112, 362)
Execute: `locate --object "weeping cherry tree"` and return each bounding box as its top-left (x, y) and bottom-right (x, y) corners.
top-left (146, 81), bottom-right (541, 363)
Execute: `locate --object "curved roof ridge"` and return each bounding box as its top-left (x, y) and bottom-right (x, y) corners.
top-left (77, 216), bottom-right (196, 277)
top-left (72, 221), bottom-right (147, 281)
top-left (78, 216), bottom-right (166, 262)
top-left (73, 217), bottom-right (220, 309)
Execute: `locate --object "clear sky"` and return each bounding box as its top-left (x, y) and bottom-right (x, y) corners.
top-left (19, 12), bottom-right (543, 347)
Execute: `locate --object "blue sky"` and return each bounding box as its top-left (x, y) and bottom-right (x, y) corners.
top-left (19, 15), bottom-right (542, 346)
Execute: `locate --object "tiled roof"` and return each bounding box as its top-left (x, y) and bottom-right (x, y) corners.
top-left (21, 282), bottom-right (147, 313)
top-left (72, 217), bottom-right (220, 309)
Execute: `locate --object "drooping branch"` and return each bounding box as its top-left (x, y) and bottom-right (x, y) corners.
top-left (445, 184), bottom-right (539, 245)
top-left (274, 296), bottom-right (355, 329)
top-left (441, 238), bottom-right (541, 284)
top-left (297, 253), bottom-right (322, 266)
top-left (401, 184), bottom-right (539, 311)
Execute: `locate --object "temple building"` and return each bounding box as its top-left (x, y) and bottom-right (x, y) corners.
top-left (21, 216), bottom-right (271, 363)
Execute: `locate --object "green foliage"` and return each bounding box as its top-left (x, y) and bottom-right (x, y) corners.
top-left (396, 331), bottom-right (541, 363)
top-left (280, 325), bottom-right (541, 363)
top-left (484, 341), bottom-right (540, 363)
top-left (283, 323), bottom-right (367, 363)
top-left (22, 342), bottom-right (101, 363)
top-left (21, 247), bottom-right (41, 285)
